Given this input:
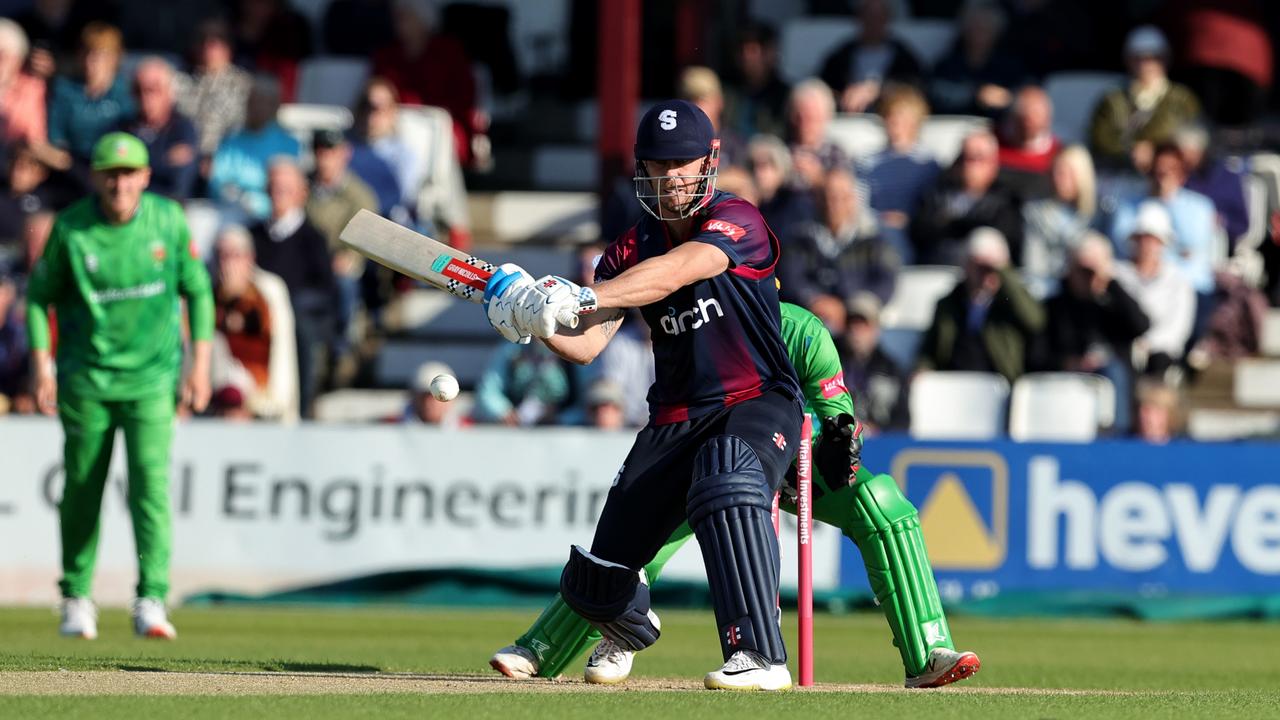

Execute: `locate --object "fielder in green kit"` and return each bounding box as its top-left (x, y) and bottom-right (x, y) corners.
top-left (491, 302), bottom-right (980, 688)
top-left (26, 132), bottom-right (214, 640)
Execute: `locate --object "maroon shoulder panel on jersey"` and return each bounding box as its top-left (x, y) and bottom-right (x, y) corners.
top-left (594, 226), bottom-right (641, 283)
top-left (692, 198), bottom-right (779, 281)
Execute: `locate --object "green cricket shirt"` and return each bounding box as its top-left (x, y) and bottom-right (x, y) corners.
top-left (26, 192), bottom-right (214, 400)
top-left (780, 302), bottom-right (855, 427)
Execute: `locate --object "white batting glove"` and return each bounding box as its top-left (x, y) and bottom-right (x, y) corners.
top-left (513, 276), bottom-right (596, 339)
top-left (483, 263), bottom-right (534, 343)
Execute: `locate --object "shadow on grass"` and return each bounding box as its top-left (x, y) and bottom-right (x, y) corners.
top-left (116, 661), bottom-right (383, 674)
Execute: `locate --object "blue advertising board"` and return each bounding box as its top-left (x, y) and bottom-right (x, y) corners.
top-left (846, 437), bottom-right (1280, 601)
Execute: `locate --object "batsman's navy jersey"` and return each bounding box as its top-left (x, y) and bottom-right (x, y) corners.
top-left (595, 191), bottom-right (801, 424)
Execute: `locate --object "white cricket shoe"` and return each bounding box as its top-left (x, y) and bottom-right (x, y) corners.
top-left (583, 638), bottom-right (634, 684)
top-left (59, 597), bottom-right (98, 639)
top-left (704, 650), bottom-right (792, 691)
top-left (489, 644), bottom-right (539, 679)
top-left (131, 598), bottom-right (177, 639)
top-left (905, 648), bottom-right (981, 688)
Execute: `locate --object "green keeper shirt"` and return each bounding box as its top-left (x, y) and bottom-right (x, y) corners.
top-left (780, 302), bottom-right (855, 434)
top-left (26, 192), bottom-right (215, 400)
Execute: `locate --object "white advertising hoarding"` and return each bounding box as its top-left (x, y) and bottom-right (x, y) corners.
top-left (0, 418), bottom-right (842, 605)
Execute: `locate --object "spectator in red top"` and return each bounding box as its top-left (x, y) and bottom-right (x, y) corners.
top-left (997, 86), bottom-right (1062, 200)
top-left (0, 20), bottom-right (47, 150)
top-left (1162, 0), bottom-right (1273, 126)
top-left (373, 0), bottom-right (479, 167)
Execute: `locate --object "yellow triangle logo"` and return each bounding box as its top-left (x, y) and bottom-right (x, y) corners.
top-left (918, 473), bottom-right (1005, 569)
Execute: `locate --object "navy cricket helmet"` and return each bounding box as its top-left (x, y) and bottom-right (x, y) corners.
top-left (633, 99), bottom-right (722, 220)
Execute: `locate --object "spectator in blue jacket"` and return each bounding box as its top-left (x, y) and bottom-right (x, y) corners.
top-left (858, 84), bottom-right (941, 264)
top-left (117, 58), bottom-right (198, 200)
top-left (208, 75), bottom-right (301, 221)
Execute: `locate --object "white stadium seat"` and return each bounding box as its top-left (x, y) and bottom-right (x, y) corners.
top-left (183, 200), bottom-right (227, 262)
top-left (490, 191), bottom-right (598, 243)
top-left (918, 115), bottom-right (989, 167)
top-left (277, 103), bottom-right (354, 144)
top-left (1187, 408), bottom-right (1280, 441)
top-left (828, 113), bottom-right (887, 161)
top-left (880, 265), bottom-right (962, 330)
top-left (1009, 373), bottom-right (1116, 442)
top-left (1262, 309), bottom-right (1280, 358)
top-left (1234, 359), bottom-right (1280, 408)
top-left (909, 371), bottom-right (1010, 440)
top-left (1043, 72), bottom-right (1125, 146)
top-left (398, 105), bottom-right (471, 233)
top-left (296, 56), bottom-right (371, 107)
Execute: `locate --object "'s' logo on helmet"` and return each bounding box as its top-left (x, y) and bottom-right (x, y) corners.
top-left (658, 109), bottom-right (678, 130)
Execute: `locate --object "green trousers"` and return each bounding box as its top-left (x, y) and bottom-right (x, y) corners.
top-left (57, 390), bottom-right (175, 600)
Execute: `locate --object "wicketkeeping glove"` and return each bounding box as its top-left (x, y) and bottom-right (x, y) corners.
top-left (815, 413), bottom-right (864, 486)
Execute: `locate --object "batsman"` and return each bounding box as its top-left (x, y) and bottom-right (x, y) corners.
top-left (488, 304), bottom-right (980, 688)
top-left (26, 132), bottom-right (214, 640)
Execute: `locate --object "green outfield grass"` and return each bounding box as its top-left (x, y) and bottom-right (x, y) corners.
top-left (2, 605), bottom-right (1279, 719)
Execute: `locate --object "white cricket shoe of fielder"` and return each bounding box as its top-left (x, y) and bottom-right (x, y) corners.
top-left (704, 650), bottom-right (792, 691)
top-left (490, 644), bottom-right (539, 679)
top-left (905, 648), bottom-right (981, 688)
top-left (583, 638), bottom-right (634, 684)
top-left (59, 597), bottom-right (98, 640)
top-left (131, 598), bottom-right (177, 639)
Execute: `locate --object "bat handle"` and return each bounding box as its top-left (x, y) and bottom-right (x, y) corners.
top-left (555, 307), bottom-right (581, 330)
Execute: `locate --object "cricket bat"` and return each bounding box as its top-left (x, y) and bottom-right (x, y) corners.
top-left (339, 209), bottom-right (578, 328)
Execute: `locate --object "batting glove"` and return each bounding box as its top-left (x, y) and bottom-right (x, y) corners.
top-left (484, 263), bottom-right (534, 343)
top-left (515, 276), bottom-right (595, 339)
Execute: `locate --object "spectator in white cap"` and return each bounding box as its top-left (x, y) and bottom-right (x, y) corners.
top-left (404, 361), bottom-right (466, 427)
top-left (585, 379), bottom-right (628, 431)
top-left (1088, 25), bottom-right (1201, 171)
top-left (1113, 201), bottom-right (1195, 379)
top-left (1109, 141), bottom-right (1217, 297)
top-left (917, 227), bottom-right (1045, 383)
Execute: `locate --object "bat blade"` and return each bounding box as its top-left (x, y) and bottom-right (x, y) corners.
top-left (339, 209), bottom-right (495, 304)
top-left (339, 209), bottom-right (579, 328)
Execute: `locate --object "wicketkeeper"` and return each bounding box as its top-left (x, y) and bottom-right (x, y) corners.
top-left (490, 302), bottom-right (981, 688)
top-left (27, 131), bottom-right (214, 640)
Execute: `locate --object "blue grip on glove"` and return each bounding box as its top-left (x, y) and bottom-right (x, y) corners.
top-left (483, 266), bottom-right (527, 307)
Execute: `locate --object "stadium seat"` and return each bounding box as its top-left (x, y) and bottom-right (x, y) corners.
top-left (909, 371), bottom-right (1010, 439)
top-left (880, 265), bottom-right (962, 330)
top-left (1009, 372), bottom-right (1116, 442)
top-left (1262, 309), bottom-right (1280, 358)
top-left (1187, 408), bottom-right (1280, 441)
top-left (918, 115), bottom-right (989, 166)
top-left (532, 146), bottom-right (597, 191)
top-left (1043, 72), bottom-right (1125, 145)
top-left (1249, 152), bottom-right (1280, 213)
top-left (892, 19), bottom-right (955, 70)
top-left (313, 389), bottom-right (417, 423)
top-left (1233, 359), bottom-right (1280, 407)
top-left (277, 103), bottom-right (354, 145)
top-left (183, 200), bottom-right (226, 261)
top-left (296, 56), bottom-right (371, 107)
top-left (374, 340), bottom-right (500, 389)
top-left (489, 191), bottom-right (598, 243)
top-left (779, 18), bottom-right (858, 83)
top-left (878, 327), bottom-right (924, 370)
top-left (828, 114), bottom-right (887, 161)
top-left (398, 105), bottom-right (471, 234)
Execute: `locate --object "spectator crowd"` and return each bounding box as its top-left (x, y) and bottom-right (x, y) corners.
top-left (2, 0), bottom-right (1279, 445)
